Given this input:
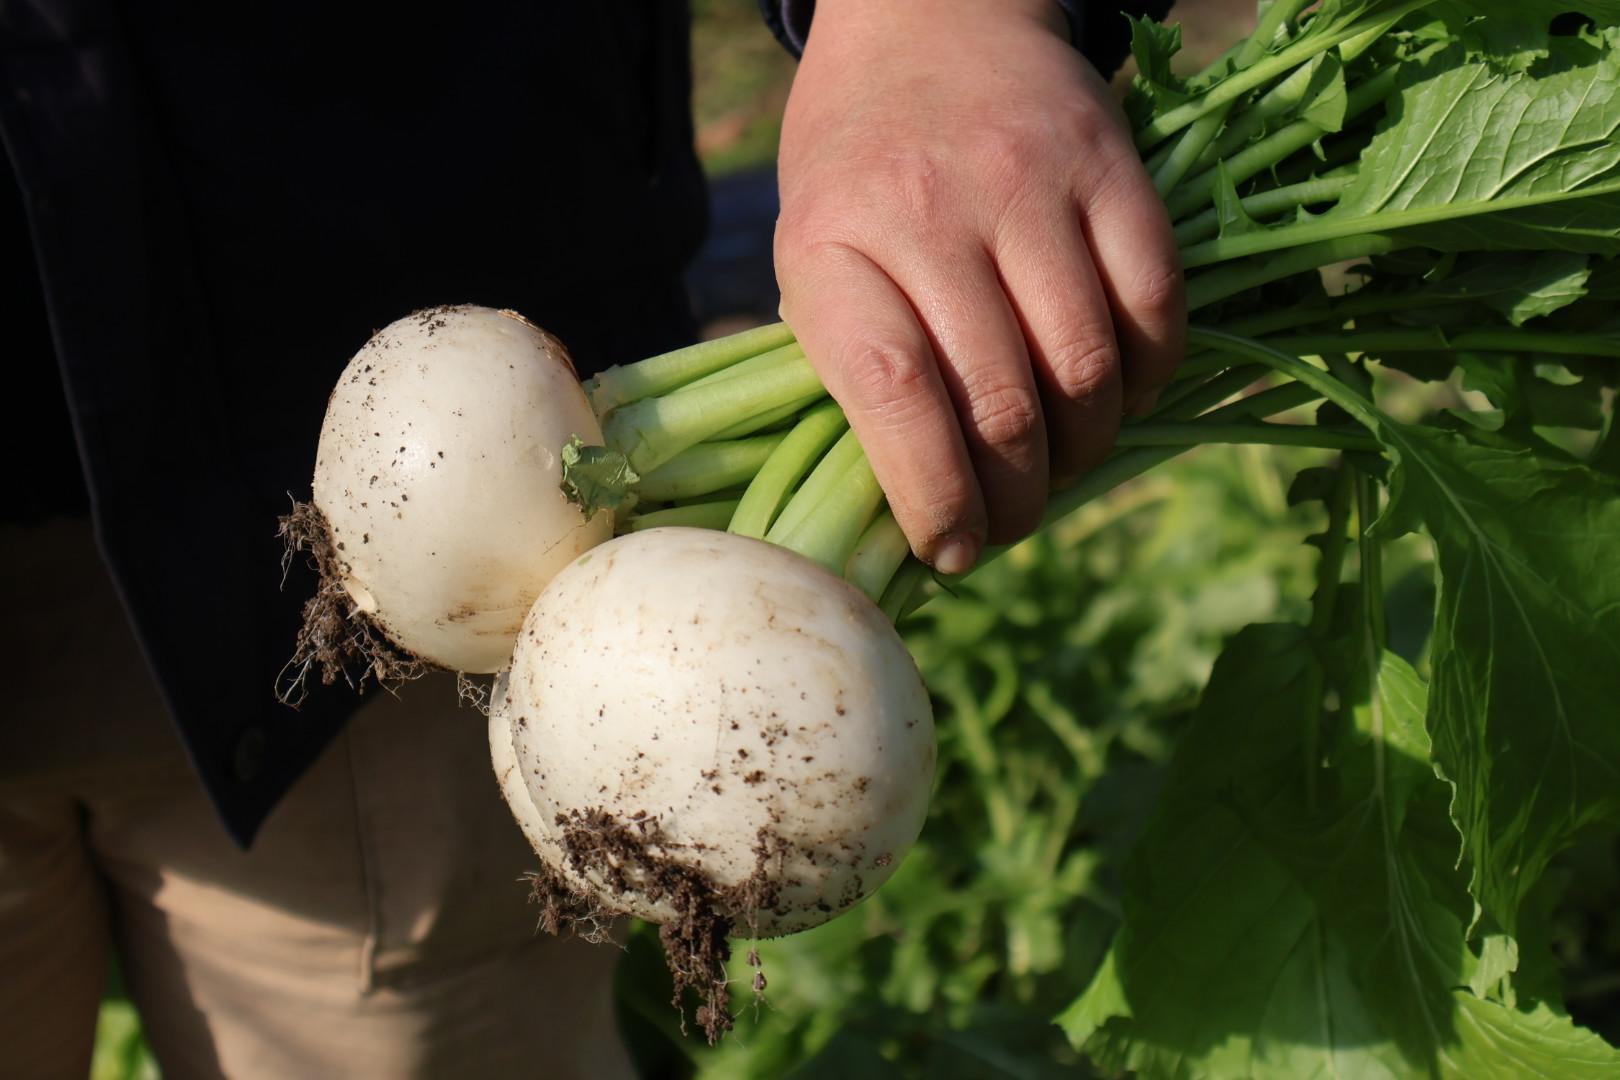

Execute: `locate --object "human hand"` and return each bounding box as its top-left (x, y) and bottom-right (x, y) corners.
top-left (774, 0), bottom-right (1185, 573)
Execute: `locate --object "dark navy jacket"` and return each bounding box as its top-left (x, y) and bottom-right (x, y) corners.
top-left (2, 2), bottom-right (1164, 845)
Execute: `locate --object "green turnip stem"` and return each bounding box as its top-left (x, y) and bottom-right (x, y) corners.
top-left (1186, 234), bottom-right (1407, 307)
top-left (880, 559), bottom-right (934, 623)
top-left (637, 432), bottom-right (788, 502)
top-left (1355, 473), bottom-right (1388, 651)
top-left (730, 400), bottom-right (849, 538)
top-left (602, 322), bottom-right (1344, 610)
top-left (1186, 38), bottom-right (1246, 91)
top-left (1270, 329), bottom-right (1620, 360)
top-left (1192, 51), bottom-right (1342, 172)
top-left (845, 512), bottom-right (910, 602)
top-left (1167, 119), bottom-right (1328, 221)
top-left (586, 322), bottom-right (794, 413)
top-left (1185, 59), bottom-right (1412, 213)
top-left (1172, 173), bottom-right (1354, 247)
top-left (1151, 0), bottom-right (1310, 195)
top-left (626, 499), bottom-right (742, 532)
top-left (1167, 57), bottom-right (1408, 223)
top-left (1215, 380), bottom-right (1323, 421)
top-left (1155, 365), bottom-right (1267, 417)
top-left (773, 450), bottom-right (885, 574)
top-left (765, 428), bottom-right (866, 545)
top-left (1189, 169), bottom-right (1620, 267)
top-left (708, 393), bottom-right (824, 440)
top-left (1200, 278), bottom-right (1620, 343)
top-left (1132, 0), bottom-right (1435, 150)
top-left (1209, 289), bottom-right (1435, 340)
top-left (602, 342), bottom-right (825, 474)
top-left (680, 338), bottom-right (804, 392)
top-left (1171, 351), bottom-right (1246, 380)
top-left (1186, 327), bottom-right (1382, 431)
top-left (1153, 111), bottom-right (1229, 198)
top-left (1322, 352), bottom-right (1371, 398)
top-left (1309, 461), bottom-right (1356, 639)
top-left (1117, 421), bottom-right (1378, 453)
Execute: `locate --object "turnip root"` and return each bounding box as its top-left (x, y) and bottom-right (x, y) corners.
top-left (283, 305), bottom-right (610, 689)
top-left (503, 528), bottom-right (935, 937)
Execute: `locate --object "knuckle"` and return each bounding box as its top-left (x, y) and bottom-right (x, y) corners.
top-left (1130, 260), bottom-right (1186, 322)
top-left (968, 385), bottom-right (1043, 450)
top-left (872, 144), bottom-right (944, 221)
top-left (1045, 334), bottom-right (1121, 401)
top-left (773, 214), bottom-right (845, 271)
top-left (1070, 134), bottom-right (1151, 210)
top-left (975, 125), bottom-right (1039, 181)
top-left (1069, 118), bottom-right (1130, 182)
top-left (842, 341), bottom-right (934, 411)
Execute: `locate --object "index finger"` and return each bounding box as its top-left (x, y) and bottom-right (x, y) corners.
top-left (778, 240), bottom-right (987, 574)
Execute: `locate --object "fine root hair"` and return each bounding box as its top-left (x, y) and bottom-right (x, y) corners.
top-left (276, 500), bottom-right (425, 706)
top-left (531, 807), bottom-right (787, 1044)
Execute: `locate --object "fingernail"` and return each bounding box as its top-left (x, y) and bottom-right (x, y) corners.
top-left (930, 533), bottom-right (980, 576)
top-left (1051, 472), bottom-right (1079, 492)
top-left (1129, 390), bottom-right (1162, 418)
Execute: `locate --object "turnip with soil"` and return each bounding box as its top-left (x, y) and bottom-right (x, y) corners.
top-left (282, 304), bottom-right (611, 690)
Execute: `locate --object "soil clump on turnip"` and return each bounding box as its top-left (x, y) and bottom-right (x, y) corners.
top-left (533, 806), bottom-right (789, 1044)
top-left (276, 500), bottom-right (423, 704)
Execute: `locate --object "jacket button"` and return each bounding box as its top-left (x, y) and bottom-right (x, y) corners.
top-left (233, 727), bottom-right (268, 783)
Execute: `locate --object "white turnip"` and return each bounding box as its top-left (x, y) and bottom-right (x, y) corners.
top-left (502, 527), bottom-right (935, 937)
top-left (283, 304), bottom-right (610, 688)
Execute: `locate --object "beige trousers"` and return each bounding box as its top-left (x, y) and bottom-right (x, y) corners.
top-left (0, 520), bottom-right (634, 1079)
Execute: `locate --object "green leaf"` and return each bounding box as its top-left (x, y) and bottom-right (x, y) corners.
top-left (1128, 15), bottom-right (1185, 97)
top-left (1336, 31), bottom-right (1620, 253)
top-left (558, 435), bottom-right (639, 516)
top-left (1424, 2), bottom-right (1568, 73)
top-left (1376, 421), bottom-right (1620, 932)
top-left (1125, 16), bottom-right (1188, 128)
top-left (1407, 252), bottom-right (1593, 326)
top-left (1456, 354), bottom-right (1608, 434)
top-left (1181, 31), bottom-right (1620, 268)
top-left (1596, 410), bottom-right (1620, 474)
top-left (1446, 997), bottom-right (1620, 1077)
top-left (1297, 50), bottom-right (1349, 132)
top-left (1058, 626), bottom-right (1620, 1077)
top-left (1213, 162), bottom-right (1262, 238)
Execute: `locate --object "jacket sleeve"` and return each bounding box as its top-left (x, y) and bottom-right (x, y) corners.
top-left (757, 1), bottom-right (1175, 78)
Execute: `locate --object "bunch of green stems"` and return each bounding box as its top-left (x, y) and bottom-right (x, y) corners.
top-left (568, 0), bottom-right (1616, 619)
